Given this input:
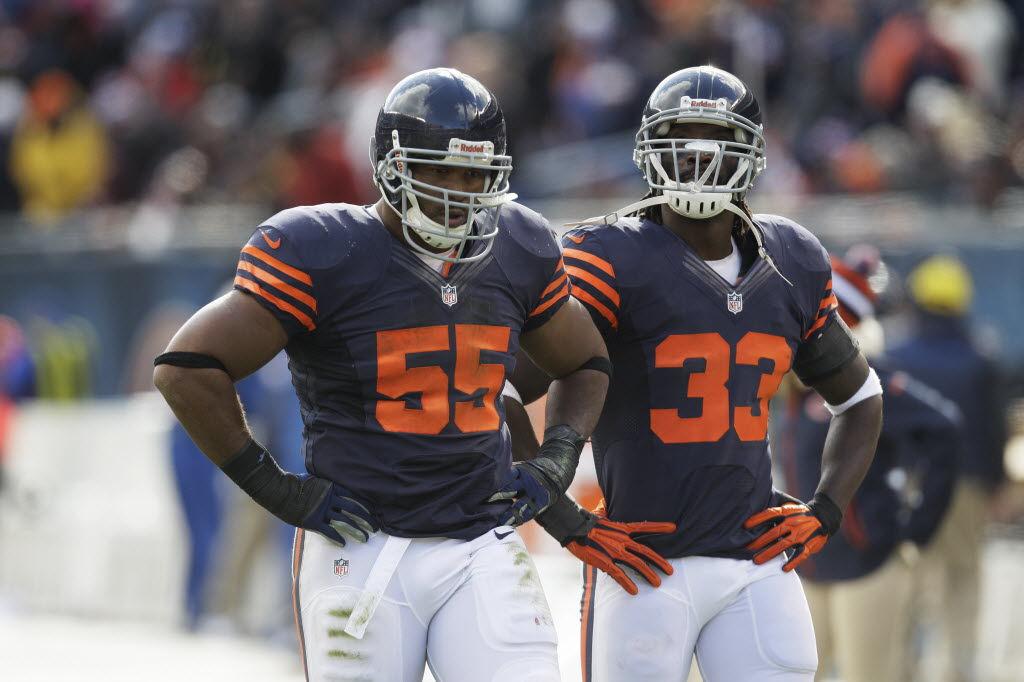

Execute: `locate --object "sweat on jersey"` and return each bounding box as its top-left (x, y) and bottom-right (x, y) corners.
top-left (562, 214), bottom-right (845, 560)
top-left (233, 202), bottom-right (570, 540)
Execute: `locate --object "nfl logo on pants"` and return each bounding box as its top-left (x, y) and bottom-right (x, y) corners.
top-left (334, 558), bottom-right (349, 577)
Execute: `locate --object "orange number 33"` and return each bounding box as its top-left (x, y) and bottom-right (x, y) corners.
top-left (376, 324), bottom-right (510, 435)
top-left (651, 332), bottom-right (792, 444)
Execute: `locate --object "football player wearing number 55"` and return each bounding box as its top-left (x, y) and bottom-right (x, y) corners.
top-left (508, 66), bottom-right (883, 682)
top-left (153, 68), bottom-right (609, 682)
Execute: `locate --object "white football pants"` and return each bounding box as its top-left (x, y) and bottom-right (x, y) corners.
top-left (292, 527), bottom-right (560, 682)
top-left (582, 554), bottom-right (817, 682)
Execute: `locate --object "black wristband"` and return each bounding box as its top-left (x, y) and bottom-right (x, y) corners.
top-left (220, 438), bottom-right (328, 527)
top-left (808, 492), bottom-right (843, 536)
top-left (526, 425), bottom-right (586, 496)
top-left (535, 496), bottom-right (597, 545)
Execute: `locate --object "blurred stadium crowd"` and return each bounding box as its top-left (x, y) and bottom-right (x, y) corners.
top-left (0, 0), bottom-right (1023, 224)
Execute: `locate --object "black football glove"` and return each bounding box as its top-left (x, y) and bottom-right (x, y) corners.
top-left (487, 425), bottom-right (586, 526)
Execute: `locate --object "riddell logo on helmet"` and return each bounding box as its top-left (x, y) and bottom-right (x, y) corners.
top-left (448, 138), bottom-right (493, 155)
top-left (681, 97), bottom-right (726, 110)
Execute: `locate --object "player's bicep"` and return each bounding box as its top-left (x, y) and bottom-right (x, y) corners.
top-left (163, 290), bottom-right (288, 380)
top-left (520, 297), bottom-right (607, 378)
top-left (509, 350), bottom-right (555, 404)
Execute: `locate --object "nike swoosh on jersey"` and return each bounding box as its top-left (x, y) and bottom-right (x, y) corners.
top-left (565, 233), bottom-right (587, 244)
top-left (262, 230), bottom-right (281, 249)
top-left (493, 529), bottom-right (514, 540)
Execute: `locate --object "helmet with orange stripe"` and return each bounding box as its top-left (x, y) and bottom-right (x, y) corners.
top-left (371, 68), bottom-right (516, 263)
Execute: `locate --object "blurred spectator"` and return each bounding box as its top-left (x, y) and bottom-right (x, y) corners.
top-left (271, 123), bottom-right (365, 209)
top-left (927, 0), bottom-right (1017, 109)
top-left (0, 0), bottom-right (1016, 216)
top-left (0, 315), bottom-right (34, 491)
top-left (9, 70), bottom-right (109, 223)
top-left (777, 250), bottom-right (960, 682)
top-left (887, 254), bottom-right (1008, 682)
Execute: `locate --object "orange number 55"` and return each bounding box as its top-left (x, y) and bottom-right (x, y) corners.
top-left (651, 332), bottom-right (792, 444)
top-left (376, 324), bottom-right (511, 435)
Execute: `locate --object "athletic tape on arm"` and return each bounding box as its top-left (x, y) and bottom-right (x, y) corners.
top-left (825, 367), bottom-right (882, 416)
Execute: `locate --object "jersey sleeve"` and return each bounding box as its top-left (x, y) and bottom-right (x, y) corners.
top-left (522, 251), bottom-right (571, 333)
top-left (560, 229), bottom-right (620, 337)
top-left (233, 222), bottom-right (319, 339)
top-left (792, 242), bottom-right (859, 383)
top-left (803, 275), bottom-right (839, 341)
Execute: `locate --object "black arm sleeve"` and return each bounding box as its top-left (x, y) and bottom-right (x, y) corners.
top-left (792, 312), bottom-right (860, 384)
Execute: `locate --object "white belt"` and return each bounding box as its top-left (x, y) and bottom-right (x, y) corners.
top-left (344, 535), bottom-right (412, 639)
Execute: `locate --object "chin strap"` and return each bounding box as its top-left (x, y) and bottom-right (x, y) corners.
top-left (566, 195), bottom-right (794, 287)
top-left (720, 201), bottom-right (794, 287)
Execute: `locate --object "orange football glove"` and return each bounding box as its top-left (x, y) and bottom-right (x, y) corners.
top-left (743, 494), bottom-right (842, 572)
top-left (536, 497), bottom-right (675, 595)
top-left (565, 517), bottom-right (676, 595)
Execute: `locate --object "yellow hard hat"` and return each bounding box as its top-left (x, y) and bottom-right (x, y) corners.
top-left (907, 255), bottom-right (973, 315)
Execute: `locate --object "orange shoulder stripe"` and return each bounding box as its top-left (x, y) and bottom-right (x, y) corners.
top-left (241, 245), bottom-right (313, 286)
top-left (540, 258), bottom-right (567, 297)
top-left (803, 311), bottom-right (829, 339)
top-left (541, 271), bottom-right (568, 299)
top-left (564, 248), bottom-right (615, 278)
top-left (573, 288), bottom-right (618, 329)
top-left (566, 265), bottom-right (620, 307)
top-left (530, 280), bottom-right (570, 318)
top-left (818, 292), bottom-right (838, 311)
top-left (235, 276), bottom-right (316, 331)
top-left (237, 261), bottom-right (318, 313)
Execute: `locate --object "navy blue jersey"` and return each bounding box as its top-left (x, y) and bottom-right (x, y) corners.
top-left (563, 214), bottom-right (839, 559)
top-left (777, 365), bottom-right (960, 582)
top-left (233, 202), bottom-right (569, 540)
top-left (886, 314), bottom-right (1006, 487)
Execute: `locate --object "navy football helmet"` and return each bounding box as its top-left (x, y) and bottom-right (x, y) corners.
top-left (634, 66), bottom-right (765, 220)
top-left (371, 68), bottom-right (515, 262)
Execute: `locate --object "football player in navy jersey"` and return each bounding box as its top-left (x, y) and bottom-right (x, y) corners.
top-left (509, 66), bottom-right (884, 681)
top-left (154, 68), bottom-right (611, 682)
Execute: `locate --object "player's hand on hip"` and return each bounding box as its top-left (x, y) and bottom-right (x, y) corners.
top-left (567, 517), bottom-right (676, 595)
top-left (536, 496), bottom-right (675, 595)
top-left (488, 424), bottom-right (588, 526)
top-left (487, 461), bottom-right (559, 526)
top-left (221, 439), bottom-right (382, 546)
top-left (299, 476), bottom-right (381, 546)
top-left (743, 495), bottom-right (841, 572)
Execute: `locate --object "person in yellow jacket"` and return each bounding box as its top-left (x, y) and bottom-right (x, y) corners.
top-left (9, 70), bottom-right (109, 223)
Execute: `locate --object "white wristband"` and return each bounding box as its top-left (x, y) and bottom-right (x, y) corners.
top-left (825, 367), bottom-right (883, 416)
top-left (500, 380), bottom-right (523, 405)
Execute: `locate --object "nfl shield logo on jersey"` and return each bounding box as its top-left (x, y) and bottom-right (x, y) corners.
top-left (727, 291), bottom-right (743, 315)
top-left (441, 283), bottom-right (458, 307)
top-left (334, 558), bottom-right (349, 577)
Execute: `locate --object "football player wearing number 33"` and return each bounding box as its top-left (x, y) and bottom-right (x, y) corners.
top-left (508, 66), bottom-right (883, 682)
top-left (153, 68), bottom-right (611, 682)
